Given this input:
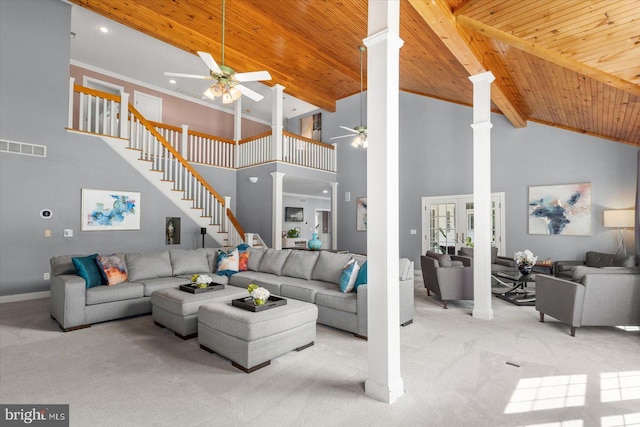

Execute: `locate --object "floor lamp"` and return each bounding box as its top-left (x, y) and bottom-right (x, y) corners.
top-left (604, 210), bottom-right (635, 256)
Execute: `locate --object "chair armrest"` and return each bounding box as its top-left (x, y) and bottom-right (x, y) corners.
top-left (554, 260), bottom-right (585, 273)
top-left (535, 275), bottom-right (585, 327)
top-left (495, 256), bottom-right (516, 268)
top-left (451, 255), bottom-right (472, 267)
top-left (435, 267), bottom-right (474, 300)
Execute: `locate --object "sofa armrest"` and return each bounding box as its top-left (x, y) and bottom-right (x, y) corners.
top-left (554, 260), bottom-right (585, 277)
top-left (435, 266), bottom-right (474, 300)
top-left (451, 255), bottom-right (472, 267)
top-left (50, 274), bottom-right (87, 330)
top-left (356, 284), bottom-right (368, 336)
top-left (535, 275), bottom-right (585, 328)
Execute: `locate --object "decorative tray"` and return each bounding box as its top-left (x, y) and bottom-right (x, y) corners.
top-left (232, 295), bottom-right (287, 312)
top-left (179, 283), bottom-right (225, 294)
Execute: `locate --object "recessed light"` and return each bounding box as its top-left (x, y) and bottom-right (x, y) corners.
top-left (97, 25), bottom-right (110, 34)
top-left (169, 79), bottom-right (177, 84)
top-left (323, 190), bottom-right (328, 194)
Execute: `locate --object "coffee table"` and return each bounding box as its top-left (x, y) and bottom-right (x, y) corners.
top-left (491, 271), bottom-right (537, 306)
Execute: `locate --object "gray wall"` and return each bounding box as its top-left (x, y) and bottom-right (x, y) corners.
top-left (327, 90), bottom-right (638, 266)
top-left (0, 0), bottom-right (222, 296)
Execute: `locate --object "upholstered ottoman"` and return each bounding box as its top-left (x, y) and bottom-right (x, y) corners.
top-left (198, 298), bottom-right (317, 373)
top-left (151, 286), bottom-right (248, 339)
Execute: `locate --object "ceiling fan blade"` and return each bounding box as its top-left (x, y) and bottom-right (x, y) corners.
top-left (197, 51), bottom-right (222, 74)
top-left (330, 134), bottom-right (355, 140)
top-left (234, 71), bottom-right (272, 82)
top-left (339, 126), bottom-right (359, 134)
top-left (235, 84), bottom-right (264, 102)
top-left (164, 72), bottom-right (210, 80)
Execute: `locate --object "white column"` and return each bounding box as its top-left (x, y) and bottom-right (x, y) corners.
top-left (330, 181), bottom-right (338, 250)
top-left (270, 171), bottom-right (286, 249)
top-left (469, 71), bottom-right (495, 321)
top-left (120, 92), bottom-right (129, 139)
top-left (68, 77), bottom-right (75, 129)
top-left (271, 84), bottom-right (285, 162)
top-left (234, 98), bottom-right (242, 168)
top-left (181, 124), bottom-right (189, 158)
top-left (363, 0), bottom-right (404, 404)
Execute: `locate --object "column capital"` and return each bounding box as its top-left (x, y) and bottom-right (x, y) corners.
top-left (364, 28), bottom-right (404, 50)
top-left (469, 71), bottom-right (495, 84)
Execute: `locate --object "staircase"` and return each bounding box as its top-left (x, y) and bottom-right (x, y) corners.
top-left (68, 81), bottom-right (250, 247)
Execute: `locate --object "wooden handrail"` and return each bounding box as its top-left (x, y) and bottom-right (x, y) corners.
top-left (239, 131), bottom-right (273, 145)
top-left (128, 104), bottom-right (226, 206)
top-left (148, 120), bottom-right (182, 133)
top-left (283, 131), bottom-right (335, 149)
top-left (188, 129), bottom-right (235, 144)
top-left (74, 84), bottom-right (121, 102)
top-left (226, 209), bottom-right (245, 240)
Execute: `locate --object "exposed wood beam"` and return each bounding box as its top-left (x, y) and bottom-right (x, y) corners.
top-left (408, 0), bottom-right (527, 128)
top-left (457, 15), bottom-right (640, 99)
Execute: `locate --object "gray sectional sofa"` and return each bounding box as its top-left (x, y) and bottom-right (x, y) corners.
top-left (50, 247), bottom-right (414, 338)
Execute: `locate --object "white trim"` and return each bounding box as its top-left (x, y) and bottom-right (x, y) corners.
top-left (283, 192), bottom-right (330, 201)
top-left (0, 291), bottom-right (50, 304)
top-left (82, 75), bottom-right (124, 94)
top-left (71, 60), bottom-right (271, 126)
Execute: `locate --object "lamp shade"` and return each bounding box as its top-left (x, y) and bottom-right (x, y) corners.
top-left (603, 210), bottom-right (635, 228)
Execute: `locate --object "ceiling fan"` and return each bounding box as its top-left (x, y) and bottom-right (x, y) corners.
top-left (331, 46), bottom-right (367, 148)
top-left (164, 0), bottom-right (271, 104)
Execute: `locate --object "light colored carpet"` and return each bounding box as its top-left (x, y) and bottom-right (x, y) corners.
top-left (1, 276), bottom-right (639, 427)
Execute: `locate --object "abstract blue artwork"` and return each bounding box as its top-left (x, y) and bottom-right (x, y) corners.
top-left (356, 197), bottom-right (367, 231)
top-left (81, 189), bottom-right (141, 231)
top-left (528, 183), bottom-right (591, 236)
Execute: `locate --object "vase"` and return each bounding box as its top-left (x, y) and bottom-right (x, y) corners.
top-left (518, 264), bottom-right (533, 276)
top-left (308, 232), bottom-right (322, 250)
top-left (253, 297), bottom-right (266, 306)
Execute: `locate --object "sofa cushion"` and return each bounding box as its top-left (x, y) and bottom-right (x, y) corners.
top-left (126, 251), bottom-right (172, 281)
top-left (280, 280), bottom-right (337, 303)
top-left (96, 254), bottom-right (128, 286)
top-left (572, 265), bottom-right (640, 282)
top-left (282, 250), bottom-right (320, 280)
top-left (72, 254), bottom-right (104, 288)
top-left (315, 289), bottom-right (357, 314)
top-left (354, 261), bottom-right (368, 290)
top-left (170, 249), bottom-right (209, 276)
top-left (216, 248), bottom-right (240, 276)
top-left (585, 251), bottom-right (636, 268)
top-left (426, 251), bottom-right (453, 267)
top-left (228, 271), bottom-right (283, 296)
top-left (339, 259), bottom-right (360, 293)
top-left (135, 277), bottom-right (191, 297)
top-left (246, 247), bottom-right (266, 271)
top-left (259, 249), bottom-right (291, 276)
top-left (312, 252), bottom-right (353, 285)
top-left (85, 282), bottom-right (144, 305)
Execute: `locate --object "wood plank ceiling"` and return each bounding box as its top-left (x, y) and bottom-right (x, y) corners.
top-left (71, 0), bottom-right (640, 146)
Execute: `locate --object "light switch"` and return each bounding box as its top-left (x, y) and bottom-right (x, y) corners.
top-left (345, 192), bottom-right (351, 202)
top-left (44, 229), bottom-right (51, 237)
top-left (64, 229), bottom-right (73, 237)
top-left (410, 229), bottom-right (417, 235)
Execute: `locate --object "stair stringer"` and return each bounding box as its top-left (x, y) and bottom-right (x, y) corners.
top-left (99, 135), bottom-right (229, 247)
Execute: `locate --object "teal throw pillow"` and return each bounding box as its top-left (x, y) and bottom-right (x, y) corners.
top-left (354, 261), bottom-right (368, 290)
top-left (72, 254), bottom-right (105, 288)
top-left (215, 248), bottom-right (240, 277)
top-left (339, 259), bottom-right (360, 293)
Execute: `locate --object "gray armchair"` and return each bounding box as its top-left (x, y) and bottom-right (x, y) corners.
top-left (536, 271), bottom-right (640, 336)
top-left (420, 251), bottom-right (473, 309)
top-left (457, 247), bottom-right (516, 274)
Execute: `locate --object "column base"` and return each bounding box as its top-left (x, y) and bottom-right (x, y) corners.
top-left (472, 308), bottom-right (494, 320)
top-left (365, 377), bottom-right (405, 404)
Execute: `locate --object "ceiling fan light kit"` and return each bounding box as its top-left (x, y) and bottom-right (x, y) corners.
top-left (163, 0), bottom-right (271, 104)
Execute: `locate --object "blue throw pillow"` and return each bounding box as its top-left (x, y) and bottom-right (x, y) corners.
top-left (72, 254), bottom-right (104, 288)
top-left (236, 243), bottom-right (251, 252)
top-left (215, 249), bottom-right (240, 277)
top-left (339, 260), bottom-right (360, 293)
top-left (354, 261), bottom-right (368, 290)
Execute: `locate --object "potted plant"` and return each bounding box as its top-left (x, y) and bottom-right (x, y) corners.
top-left (287, 228), bottom-right (299, 238)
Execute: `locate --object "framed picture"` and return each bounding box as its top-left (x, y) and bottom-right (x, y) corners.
top-left (285, 206), bottom-right (304, 222)
top-left (528, 183), bottom-right (591, 236)
top-left (356, 197), bottom-right (367, 231)
top-left (81, 188), bottom-right (140, 231)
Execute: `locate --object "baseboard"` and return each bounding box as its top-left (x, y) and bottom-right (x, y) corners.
top-left (0, 291), bottom-right (50, 304)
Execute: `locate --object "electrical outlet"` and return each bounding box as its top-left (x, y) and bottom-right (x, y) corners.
top-left (44, 229), bottom-right (51, 237)
top-left (44, 273), bottom-right (50, 280)
top-left (63, 229), bottom-right (73, 237)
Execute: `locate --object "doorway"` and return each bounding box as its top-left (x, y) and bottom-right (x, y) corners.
top-left (421, 193), bottom-right (506, 256)
top-left (134, 91), bottom-right (163, 122)
top-left (315, 209), bottom-right (331, 250)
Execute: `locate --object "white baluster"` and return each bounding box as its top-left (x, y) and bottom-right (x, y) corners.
top-left (68, 77), bottom-right (75, 129)
top-left (119, 92), bottom-right (129, 139)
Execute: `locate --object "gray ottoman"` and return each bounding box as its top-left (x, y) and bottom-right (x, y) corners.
top-left (198, 298), bottom-right (317, 373)
top-left (151, 286), bottom-right (249, 339)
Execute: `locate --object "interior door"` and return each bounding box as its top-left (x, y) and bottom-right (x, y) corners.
top-left (134, 91), bottom-right (162, 122)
